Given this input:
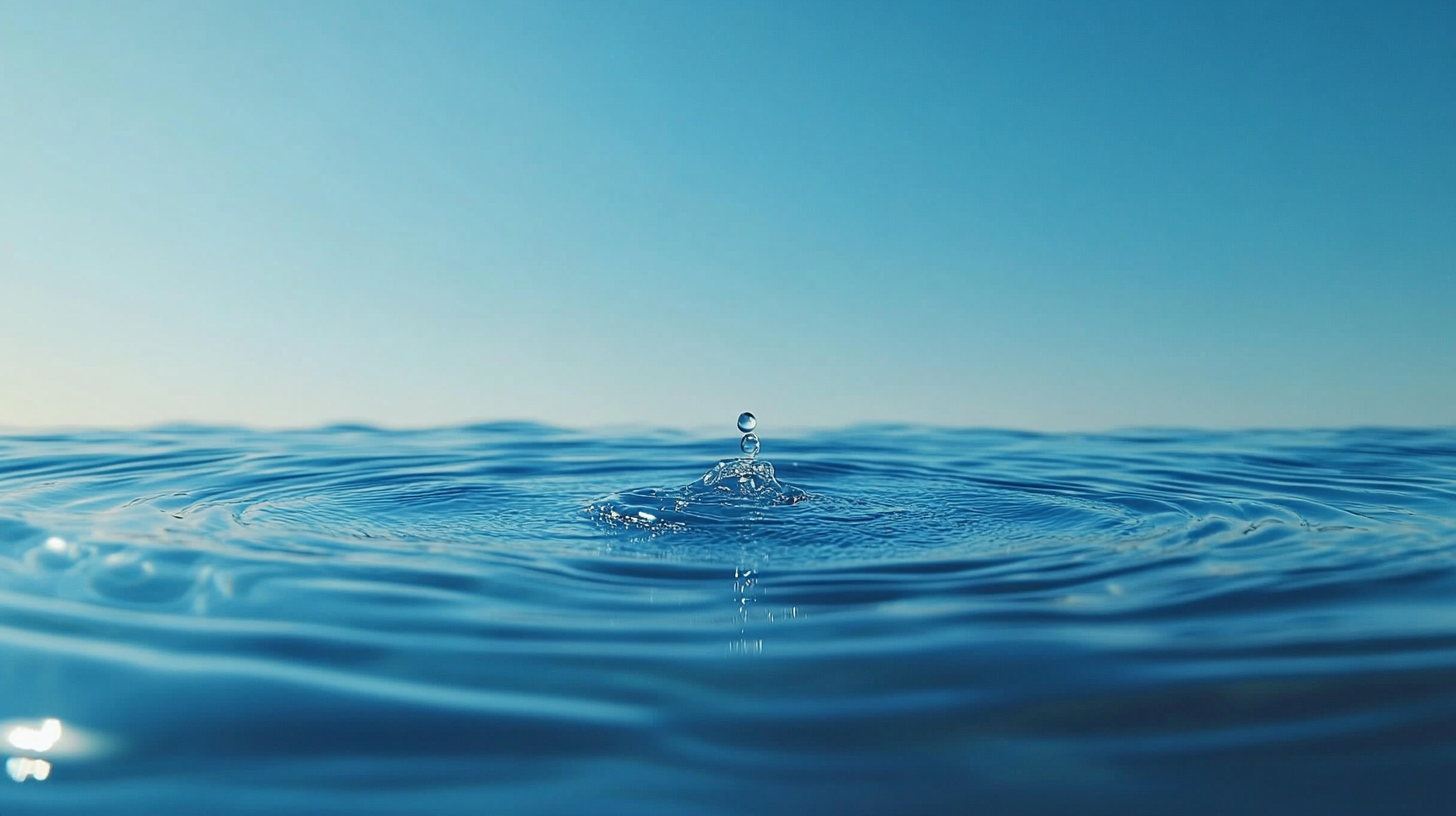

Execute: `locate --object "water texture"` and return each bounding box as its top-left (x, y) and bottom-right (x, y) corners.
top-left (1, 425), bottom-right (1455, 814)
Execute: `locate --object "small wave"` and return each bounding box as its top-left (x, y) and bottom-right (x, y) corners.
top-left (2, 426), bottom-right (1455, 814)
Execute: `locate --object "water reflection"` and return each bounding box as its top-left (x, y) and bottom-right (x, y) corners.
top-left (27, 535), bottom-right (85, 570)
top-left (734, 567), bottom-right (757, 620)
top-left (4, 717), bottom-right (69, 784)
top-left (731, 566), bottom-right (760, 654)
top-left (5, 756), bottom-right (50, 783)
top-left (728, 567), bottom-right (801, 655)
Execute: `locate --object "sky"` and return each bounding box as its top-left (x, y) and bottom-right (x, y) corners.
top-left (1, 0), bottom-right (1453, 431)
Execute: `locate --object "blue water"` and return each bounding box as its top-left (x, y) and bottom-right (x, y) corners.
top-left (2, 425), bottom-right (1455, 814)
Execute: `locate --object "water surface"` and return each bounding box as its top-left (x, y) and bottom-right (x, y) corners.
top-left (2, 425), bottom-right (1455, 814)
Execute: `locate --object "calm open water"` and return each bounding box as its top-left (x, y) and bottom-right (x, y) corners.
top-left (2, 424), bottom-right (1455, 814)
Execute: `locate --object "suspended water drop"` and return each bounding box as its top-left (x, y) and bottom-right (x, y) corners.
top-left (737, 412), bottom-right (757, 433)
top-left (740, 433), bottom-right (761, 457)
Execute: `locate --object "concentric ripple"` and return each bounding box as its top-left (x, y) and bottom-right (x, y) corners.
top-left (1, 425), bottom-right (1455, 815)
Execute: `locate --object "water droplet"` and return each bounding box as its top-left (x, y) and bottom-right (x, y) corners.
top-left (740, 433), bottom-right (761, 456)
top-left (737, 412), bottom-right (757, 433)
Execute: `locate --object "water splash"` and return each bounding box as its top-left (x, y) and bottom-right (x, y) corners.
top-left (589, 413), bottom-right (806, 531)
top-left (695, 457), bottom-right (802, 503)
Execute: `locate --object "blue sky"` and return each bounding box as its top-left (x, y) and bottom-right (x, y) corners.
top-left (2, 0), bottom-right (1453, 430)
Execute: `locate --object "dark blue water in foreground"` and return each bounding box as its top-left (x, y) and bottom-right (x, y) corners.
top-left (2, 425), bottom-right (1456, 814)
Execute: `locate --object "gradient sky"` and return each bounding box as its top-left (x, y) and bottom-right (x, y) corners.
top-left (2, 0), bottom-right (1453, 431)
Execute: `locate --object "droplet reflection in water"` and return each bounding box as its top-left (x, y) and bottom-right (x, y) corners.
top-left (740, 433), bottom-right (761, 457)
top-left (736, 412), bottom-right (757, 433)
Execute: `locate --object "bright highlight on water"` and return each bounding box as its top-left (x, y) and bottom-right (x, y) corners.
top-left (6, 720), bottom-right (61, 753)
top-left (5, 758), bottom-right (50, 784)
top-left (2, 424), bottom-right (1456, 814)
